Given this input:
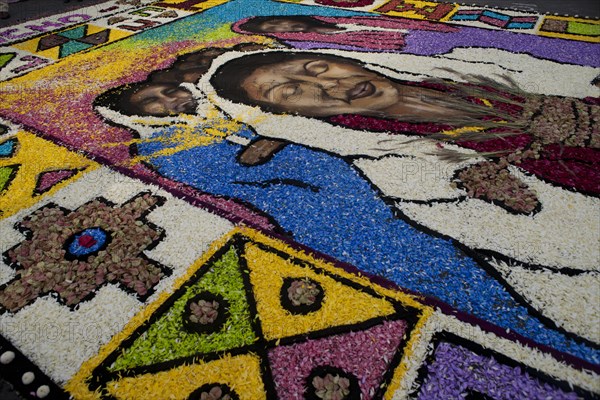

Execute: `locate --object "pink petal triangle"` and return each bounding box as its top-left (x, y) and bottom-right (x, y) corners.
top-left (268, 318), bottom-right (407, 399)
top-left (35, 169), bottom-right (80, 195)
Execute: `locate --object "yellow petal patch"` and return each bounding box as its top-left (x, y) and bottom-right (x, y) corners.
top-left (67, 228), bottom-right (431, 399)
top-left (244, 242), bottom-right (397, 341)
top-left (106, 353), bottom-right (266, 400)
top-left (0, 131), bottom-right (97, 219)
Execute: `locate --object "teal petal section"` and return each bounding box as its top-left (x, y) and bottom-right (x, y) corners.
top-left (0, 138), bottom-right (17, 158)
top-left (58, 25), bottom-right (87, 40)
top-left (59, 40), bottom-right (93, 58)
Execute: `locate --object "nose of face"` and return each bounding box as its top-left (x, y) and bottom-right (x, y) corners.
top-left (145, 89), bottom-right (188, 115)
top-left (294, 74), bottom-right (338, 90)
top-left (299, 61), bottom-right (343, 91)
top-left (161, 91), bottom-right (184, 107)
top-left (318, 78), bottom-right (338, 90)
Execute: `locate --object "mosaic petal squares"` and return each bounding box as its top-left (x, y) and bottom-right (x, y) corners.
top-left (450, 9), bottom-right (538, 29)
top-left (375, 0), bottom-right (457, 20)
top-left (243, 243), bottom-right (398, 341)
top-left (539, 16), bottom-right (600, 42)
top-left (568, 21), bottom-right (600, 36)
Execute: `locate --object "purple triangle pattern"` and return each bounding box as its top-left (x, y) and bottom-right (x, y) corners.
top-left (268, 318), bottom-right (407, 399)
top-left (34, 169), bottom-right (80, 196)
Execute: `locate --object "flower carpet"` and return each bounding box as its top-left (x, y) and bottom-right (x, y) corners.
top-left (0, 0), bottom-right (599, 399)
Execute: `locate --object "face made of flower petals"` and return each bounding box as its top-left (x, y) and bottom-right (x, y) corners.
top-left (255, 18), bottom-right (338, 33)
top-left (240, 56), bottom-right (402, 117)
top-left (129, 83), bottom-right (197, 116)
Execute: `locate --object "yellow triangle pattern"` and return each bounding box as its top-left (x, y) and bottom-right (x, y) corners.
top-left (12, 37), bottom-right (60, 59)
top-left (86, 24), bottom-right (106, 35)
top-left (244, 243), bottom-right (397, 341)
top-left (106, 353), bottom-right (267, 400)
top-left (86, 24), bottom-right (132, 43)
top-left (0, 131), bottom-right (97, 219)
top-left (12, 25), bottom-right (132, 60)
top-left (106, 26), bottom-right (134, 42)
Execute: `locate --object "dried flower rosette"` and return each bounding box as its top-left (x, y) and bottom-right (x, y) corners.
top-left (280, 277), bottom-right (325, 315)
top-left (189, 299), bottom-right (220, 324)
top-left (188, 384), bottom-right (239, 400)
top-left (305, 366), bottom-right (360, 400)
top-left (313, 374), bottom-right (351, 399)
top-left (454, 159), bottom-right (540, 214)
top-left (183, 292), bottom-right (230, 334)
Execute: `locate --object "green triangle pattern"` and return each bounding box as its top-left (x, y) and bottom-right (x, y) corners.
top-left (59, 40), bottom-right (93, 58)
top-left (109, 246), bottom-right (258, 372)
top-left (0, 53), bottom-right (16, 70)
top-left (58, 25), bottom-right (87, 40)
top-left (0, 165), bottom-right (19, 193)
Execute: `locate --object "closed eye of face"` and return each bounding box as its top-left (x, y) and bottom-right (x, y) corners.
top-left (277, 81), bottom-right (339, 106)
top-left (260, 20), bottom-right (309, 32)
top-left (303, 60), bottom-right (328, 76)
top-left (281, 83), bottom-right (301, 100)
top-left (238, 54), bottom-right (404, 117)
top-left (140, 96), bottom-right (157, 105)
top-left (260, 59), bottom-right (338, 102)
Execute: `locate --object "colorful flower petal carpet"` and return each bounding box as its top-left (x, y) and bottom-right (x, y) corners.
top-left (0, 0), bottom-right (599, 399)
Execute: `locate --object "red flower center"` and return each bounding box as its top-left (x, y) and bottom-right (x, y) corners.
top-left (78, 234), bottom-right (97, 248)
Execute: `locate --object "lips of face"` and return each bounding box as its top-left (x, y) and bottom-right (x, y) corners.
top-left (240, 56), bottom-right (400, 117)
top-left (347, 81), bottom-right (376, 100)
top-left (130, 84), bottom-right (197, 116)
